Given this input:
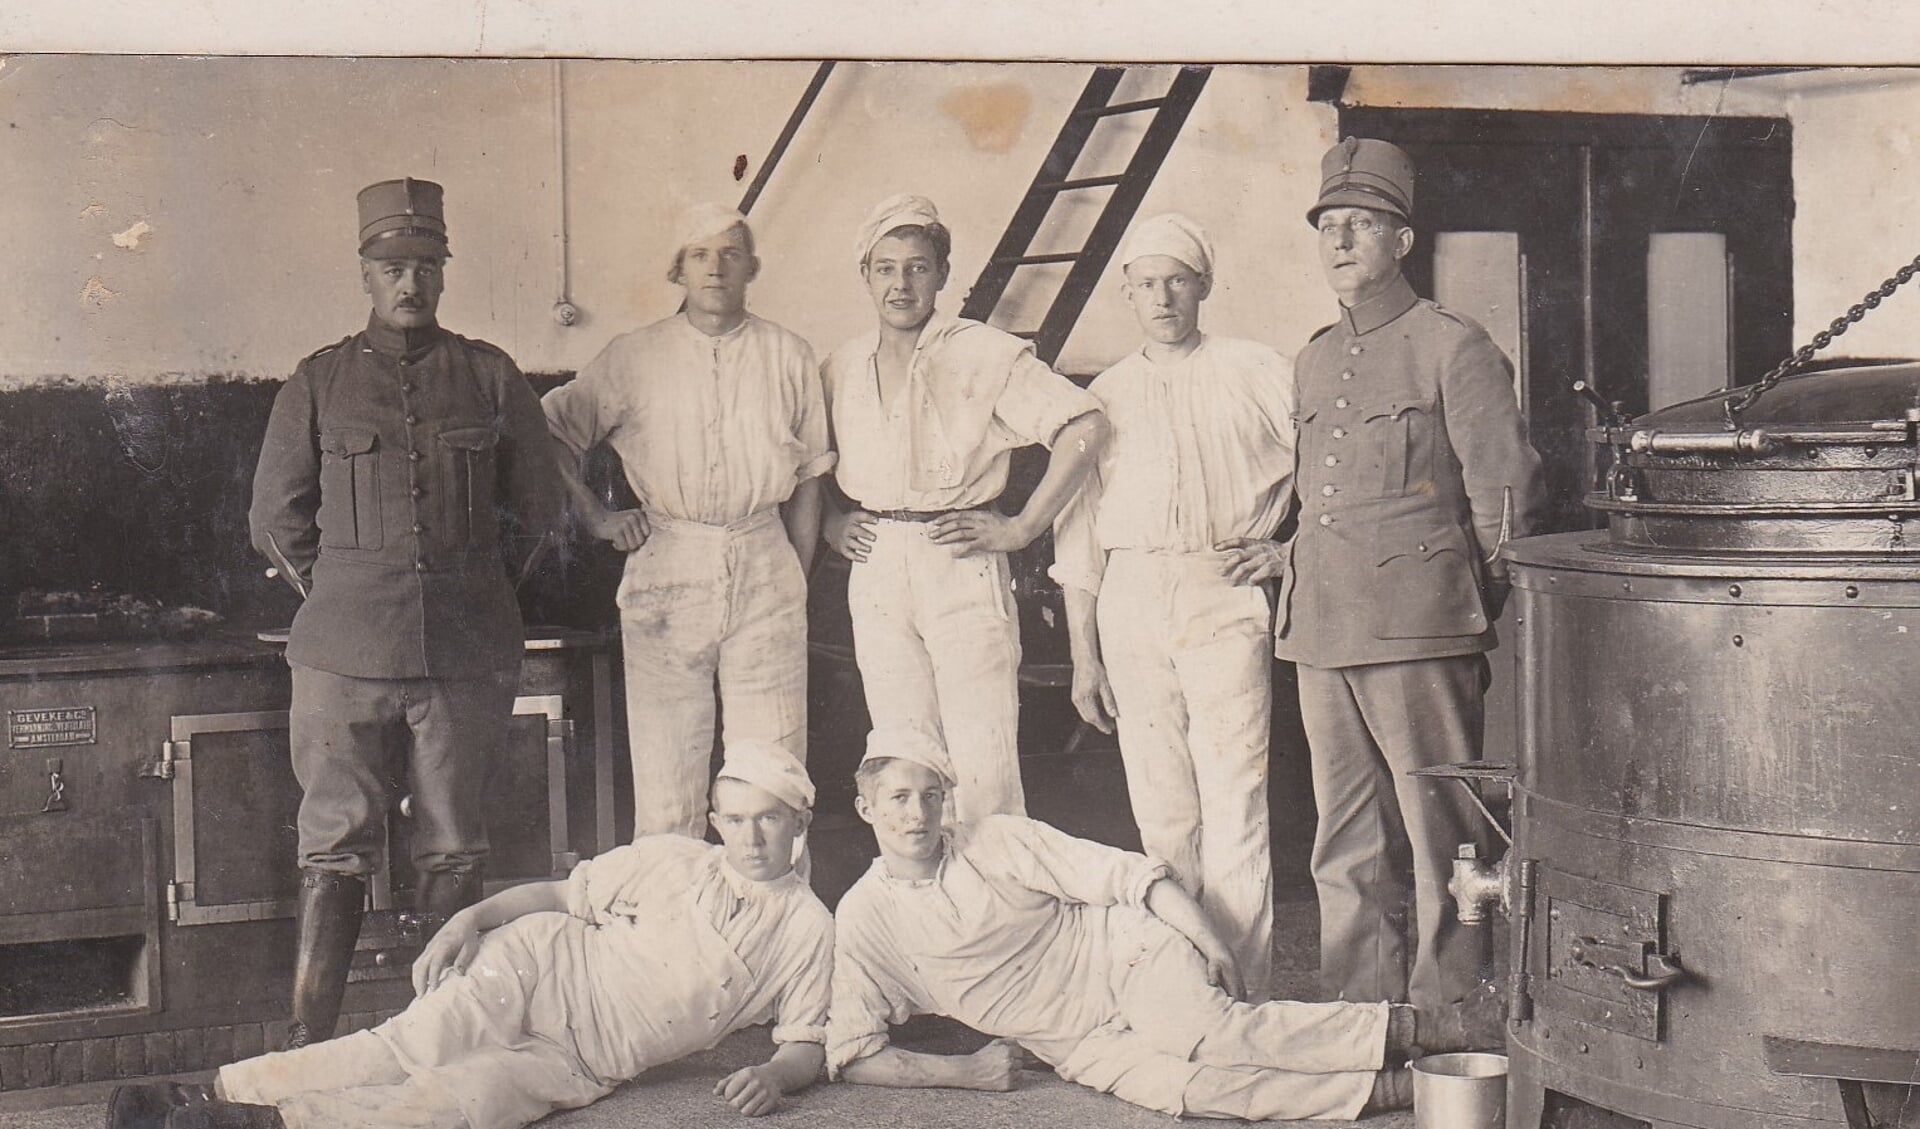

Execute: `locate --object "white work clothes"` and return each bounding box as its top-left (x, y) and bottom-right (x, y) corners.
top-left (847, 521), bottom-right (1023, 822)
top-left (616, 509), bottom-right (808, 839)
top-left (543, 313), bottom-right (829, 839)
top-left (219, 837), bottom-right (832, 1129)
top-left (1050, 335), bottom-right (1296, 1003)
top-left (823, 313), bottom-right (1099, 820)
top-left (542, 312), bottom-right (832, 523)
top-left (829, 816), bottom-right (1387, 1121)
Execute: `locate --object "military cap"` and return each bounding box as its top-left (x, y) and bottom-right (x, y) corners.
top-left (1308, 137), bottom-right (1415, 227)
top-left (357, 177), bottom-right (451, 260)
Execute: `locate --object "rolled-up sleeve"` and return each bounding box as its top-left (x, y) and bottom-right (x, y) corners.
top-left (248, 365), bottom-right (322, 589)
top-left (826, 890), bottom-right (921, 1077)
top-left (771, 910), bottom-right (834, 1046)
top-left (793, 346), bottom-right (837, 482)
top-left (541, 342), bottom-right (617, 462)
top-left (994, 352), bottom-right (1103, 449)
top-left (1047, 462), bottom-right (1107, 596)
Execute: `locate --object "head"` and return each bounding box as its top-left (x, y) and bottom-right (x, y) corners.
top-left (356, 177), bottom-right (451, 330)
top-left (361, 255), bottom-right (446, 330)
top-left (1118, 213), bottom-right (1215, 351)
top-left (854, 756), bottom-right (949, 876)
top-left (1307, 138), bottom-right (1417, 308)
top-left (670, 221), bottom-right (759, 321)
top-left (863, 224), bottom-right (951, 333)
top-left (709, 778), bottom-right (810, 882)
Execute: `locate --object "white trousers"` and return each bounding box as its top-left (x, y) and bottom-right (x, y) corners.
top-left (618, 508), bottom-right (808, 840)
top-left (847, 519), bottom-right (1025, 822)
top-left (1098, 550), bottom-right (1275, 1001)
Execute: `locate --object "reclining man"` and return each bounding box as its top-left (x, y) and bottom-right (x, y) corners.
top-left (828, 727), bottom-right (1491, 1120)
top-left (110, 742), bottom-right (832, 1129)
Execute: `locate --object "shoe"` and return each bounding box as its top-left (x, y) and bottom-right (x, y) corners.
top-left (286, 870), bottom-right (367, 1050)
top-left (164, 1100), bottom-right (285, 1129)
top-left (105, 1082), bottom-right (212, 1129)
top-left (1360, 1066), bottom-right (1413, 1115)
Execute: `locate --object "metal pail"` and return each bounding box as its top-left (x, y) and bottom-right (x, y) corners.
top-left (1411, 1052), bottom-right (1507, 1129)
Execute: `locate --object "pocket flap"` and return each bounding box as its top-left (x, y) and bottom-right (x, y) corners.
top-left (1376, 524), bottom-right (1469, 567)
top-left (320, 427), bottom-right (377, 456)
top-left (437, 425), bottom-right (498, 452)
top-left (1359, 398), bottom-right (1433, 422)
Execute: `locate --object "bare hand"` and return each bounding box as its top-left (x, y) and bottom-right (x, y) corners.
top-left (1071, 658), bottom-right (1119, 735)
top-left (1216, 537), bottom-right (1286, 586)
top-left (412, 916), bottom-right (481, 997)
top-left (591, 508), bottom-right (651, 552)
top-left (1201, 943), bottom-right (1247, 1001)
top-left (826, 508), bottom-right (879, 563)
top-left (968, 1039), bottom-right (1024, 1092)
top-left (714, 1064), bottom-right (783, 1117)
top-left (928, 510), bottom-right (1033, 556)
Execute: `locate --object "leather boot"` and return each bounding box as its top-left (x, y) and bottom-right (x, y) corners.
top-left (412, 866), bottom-right (483, 941)
top-left (164, 1100), bottom-right (286, 1129)
top-left (285, 870), bottom-right (365, 1051)
top-left (106, 1081), bottom-right (213, 1129)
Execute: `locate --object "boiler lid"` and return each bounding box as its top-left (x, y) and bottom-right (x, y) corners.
top-left (1633, 362), bottom-right (1920, 431)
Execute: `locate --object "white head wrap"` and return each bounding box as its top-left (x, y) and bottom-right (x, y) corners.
top-left (714, 739), bottom-right (815, 812)
top-left (855, 194), bottom-right (943, 267)
top-left (860, 725), bottom-right (956, 786)
top-left (1120, 212), bottom-right (1216, 278)
top-left (673, 201), bottom-right (752, 254)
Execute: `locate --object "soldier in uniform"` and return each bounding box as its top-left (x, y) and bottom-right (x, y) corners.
top-left (1273, 139), bottom-right (1546, 1023)
top-left (249, 178), bottom-right (563, 1048)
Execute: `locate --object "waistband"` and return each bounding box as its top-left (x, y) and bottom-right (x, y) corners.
top-left (648, 506), bottom-right (782, 537)
top-left (864, 506), bottom-right (980, 523)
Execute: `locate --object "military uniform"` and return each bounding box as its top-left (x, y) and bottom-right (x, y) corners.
top-left (247, 178), bottom-right (563, 1048)
top-left (1278, 142), bottom-right (1545, 1018)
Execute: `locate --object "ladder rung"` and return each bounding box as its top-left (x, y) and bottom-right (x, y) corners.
top-left (1074, 97), bottom-right (1169, 119)
top-left (993, 252), bottom-right (1082, 267)
top-left (1034, 175), bottom-right (1127, 194)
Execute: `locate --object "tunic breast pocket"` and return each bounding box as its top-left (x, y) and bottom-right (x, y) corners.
top-left (1357, 398), bottom-right (1435, 497)
top-left (318, 427), bottom-right (381, 550)
top-left (438, 424), bottom-right (500, 547)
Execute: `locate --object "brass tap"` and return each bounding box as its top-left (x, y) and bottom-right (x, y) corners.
top-left (1449, 843), bottom-right (1509, 925)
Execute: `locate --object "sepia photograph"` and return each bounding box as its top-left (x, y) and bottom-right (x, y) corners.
top-left (1, 10), bottom-right (1916, 1127)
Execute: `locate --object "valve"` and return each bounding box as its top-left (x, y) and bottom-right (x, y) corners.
top-left (1449, 843), bottom-right (1508, 925)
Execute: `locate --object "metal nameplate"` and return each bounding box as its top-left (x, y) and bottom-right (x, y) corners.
top-left (8, 706), bottom-right (97, 749)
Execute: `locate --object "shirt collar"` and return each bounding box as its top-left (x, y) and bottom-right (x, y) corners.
top-left (873, 832), bottom-right (953, 888)
top-left (717, 854), bottom-right (801, 900)
top-left (679, 310), bottom-right (755, 344)
top-left (363, 312), bottom-right (444, 360)
top-left (1339, 274), bottom-right (1419, 337)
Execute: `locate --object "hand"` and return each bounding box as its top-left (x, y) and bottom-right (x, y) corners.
top-left (714, 1064), bottom-right (783, 1117)
top-left (967, 1039), bottom-right (1024, 1092)
top-left (590, 508), bottom-right (650, 552)
top-left (1070, 657), bottom-right (1119, 735)
top-left (1215, 537), bottom-right (1286, 586)
top-left (1200, 941), bottom-right (1246, 1001)
top-left (411, 915), bottom-right (481, 997)
top-left (826, 507), bottom-right (879, 563)
top-left (928, 510), bottom-right (1033, 556)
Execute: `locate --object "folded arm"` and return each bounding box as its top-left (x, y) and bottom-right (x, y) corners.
top-left (714, 1040), bottom-right (826, 1117)
top-left (839, 1041), bottom-right (1021, 1092)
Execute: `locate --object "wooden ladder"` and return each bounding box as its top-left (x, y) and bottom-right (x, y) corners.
top-left (960, 65), bottom-right (1213, 366)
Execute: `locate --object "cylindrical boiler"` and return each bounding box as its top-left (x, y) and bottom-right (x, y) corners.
top-left (1503, 365), bottom-right (1920, 1129)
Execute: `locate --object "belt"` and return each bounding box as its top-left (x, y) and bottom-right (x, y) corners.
top-left (865, 506), bottom-right (977, 523)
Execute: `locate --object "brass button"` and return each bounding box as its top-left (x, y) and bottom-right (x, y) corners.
top-left (1349, 344), bottom-right (1363, 356)
top-left (415, 561), bottom-right (428, 572)
top-left (1417, 543), bottom-right (1428, 552)
top-left (1335, 396), bottom-right (1350, 409)
top-left (402, 382), bottom-right (417, 394)
top-left (411, 486), bottom-right (424, 499)
top-left (1321, 484), bottom-right (1336, 496)
top-left (1331, 426), bottom-right (1347, 439)
top-left (411, 523), bottom-right (424, 534)
top-left (1341, 370), bottom-right (1354, 380)
top-left (405, 414), bottom-right (419, 426)
top-left (1323, 455), bottom-right (1338, 467)
top-left (1318, 514), bottom-right (1334, 526)
top-left (408, 450), bottom-right (422, 462)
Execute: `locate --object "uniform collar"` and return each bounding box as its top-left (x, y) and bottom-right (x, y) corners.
top-left (1338, 274), bottom-right (1419, 337)
top-left (364, 313), bottom-right (444, 360)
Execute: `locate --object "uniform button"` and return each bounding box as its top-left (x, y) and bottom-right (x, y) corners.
top-left (415, 560), bottom-right (428, 571)
top-left (1324, 455), bottom-right (1339, 467)
top-left (1341, 370), bottom-right (1354, 380)
top-left (1349, 344), bottom-right (1363, 356)
top-left (408, 450), bottom-right (423, 462)
top-left (1331, 426), bottom-right (1347, 439)
top-left (402, 382), bottom-right (417, 394)
top-left (1417, 543), bottom-right (1428, 553)
top-left (411, 523), bottom-right (424, 534)
top-left (1321, 484), bottom-right (1337, 496)
top-left (1335, 396), bottom-right (1350, 409)
top-left (1318, 514), bottom-right (1334, 526)
top-left (405, 414), bottom-right (419, 426)
top-left (411, 486), bottom-right (424, 498)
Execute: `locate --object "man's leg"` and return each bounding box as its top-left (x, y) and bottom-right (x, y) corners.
top-left (917, 538), bottom-right (1025, 821)
top-left (1097, 556), bottom-right (1203, 893)
top-left (715, 523), bottom-right (809, 764)
top-left (1298, 664), bottom-right (1413, 1005)
top-left (616, 529), bottom-right (727, 840)
top-left (218, 1031), bottom-right (409, 1106)
top-left (1174, 572), bottom-right (1276, 1001)
top-left (1065, 1028), bottom-right (1377, 1122)
top-left (404, 665), bottom-right (518, 925)
top-left (287, 666), bottom-right (394, 1047)
top-left (1348, 654), bottom-right (1494, 1014)
top-left (847, 525), bottom-right (943, 745)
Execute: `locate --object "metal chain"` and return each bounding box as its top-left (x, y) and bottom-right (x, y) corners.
top-left (1725, 250), bottom-right (1920, 425)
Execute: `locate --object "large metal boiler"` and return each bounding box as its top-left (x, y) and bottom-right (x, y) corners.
top-left (1495, 365), bottom-right (1920, 1129)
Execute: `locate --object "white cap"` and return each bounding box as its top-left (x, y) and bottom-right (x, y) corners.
top-left (715, 739), bottom-right (815, 812)
top-left (674, 201), bottom-right (751, 253)
top-left (1120, 212), bottom-right (1215, 278)
top-left (860, 725), bottom-right (956, 786)
top-left (855, 193), bottom-right (942, 267)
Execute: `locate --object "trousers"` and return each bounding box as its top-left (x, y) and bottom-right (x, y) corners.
top-left (289, 662), bottom-right (518, 876)
top-left (1297, 653), bottom-right (1494, 1014)
top-left (847, 519), bottom-right (1025, 822)
top-left (1097, 549), bottom-right (1275, 1001)
top-left (617, 507), bottom-right (808, 840)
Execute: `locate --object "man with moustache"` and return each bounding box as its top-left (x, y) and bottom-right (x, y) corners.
top-left (249, 178), bottom-right (563, 1048)
top-left (1051, 212), bottom-right (1295, 1003)
top-left (1277, 138), bottom-right (1546, 1027)
top-left (820, 194), bottom-right (1109, 822)
top-left (542, 203), bottom-right (831, 843)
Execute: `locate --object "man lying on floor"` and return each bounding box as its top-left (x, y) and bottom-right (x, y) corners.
top-left (108, 742), bottom-right (832, 1129)
top-left (828, 726), bottom-right (1493, 1120)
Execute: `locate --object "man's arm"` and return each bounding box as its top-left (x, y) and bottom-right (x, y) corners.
top-left (547, 435), bottom-right (650, 552)
top-left (839, 1041), bottom-right (1020, 1092)
top-left (713, 1041), bottom-right (826, 1117)
top-left (780, 475), bottom-right (824, 574)
top-left (1145, 875), bottom-right (1246, 999)
top-left (248, 369), bottom-right (322, 596)
top-left (928, 410), bottom-right (1110, 555)
top-left (1061, 586), bottom-right (1117, 734)
top-left (411, 878), bottom-right (569, 996)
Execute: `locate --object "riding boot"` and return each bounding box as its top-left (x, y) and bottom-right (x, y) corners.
top-left (284, 870), bottom-right (365, 1050)
top-left (164, 1099), bottom-right (286, 1129)
top-left (412, 865), bottom-right (484, 941)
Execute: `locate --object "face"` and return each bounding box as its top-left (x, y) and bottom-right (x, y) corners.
top-left (1316, 206), bottom-right (1413, 305)
top-left (863, 231), bottom-right (949, 333)
top-left (678, 225), bottom-right (758, 319)
top-left (361, 256), bottom-right (445, 329)
top-left (709, 778), bottom-right (809, 882)
top-left (854, 759), bottom-right (948, 874)
top-left (1122, 255), bottom-right (1210, 346)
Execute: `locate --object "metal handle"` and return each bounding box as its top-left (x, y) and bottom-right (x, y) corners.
top-left (1570, 938), bottom-right (1687, 991)
top-left (1628, 428), bottom-right (1775, 456)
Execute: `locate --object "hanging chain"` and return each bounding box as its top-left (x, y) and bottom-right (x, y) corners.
top-left (1725, 250), bottom-right (1920, 426)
